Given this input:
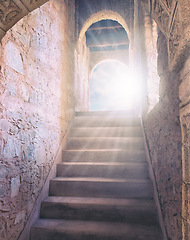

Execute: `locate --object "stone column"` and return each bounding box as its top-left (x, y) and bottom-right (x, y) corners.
top-left (143, 12), bottom-right (160, 112)
top-left (75, 35), bottom-right (90, 112)
top-left (128, 0), bottom-right (135, 69)
top-left (179, 57), bottom-right (190, 240)
top-left (132, 0), bottom-right (145, 114)
top-left (133, 0), bottom-right (141, 70)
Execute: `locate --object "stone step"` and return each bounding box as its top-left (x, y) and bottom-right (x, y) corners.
top-left (40, 196), bottom-right (158, 225)
top-left (31, 219), bottom-right (162, 240)
top-left (75, 110), bottom-right (138, 117)
top-left (67, 137), bottom-right (145, 150)
top-left (30, 111), bottom-right (163, 239)
top-left (70, 127), bottom-right (143, 137)
top-left (62, 150), bottom-right (147, 163)
top-left (73, 116), bottom-right (141, 128)
top-left (56, 162), bottom-right (149, 179)
top-left (49, 177), bottom-right (153, 199)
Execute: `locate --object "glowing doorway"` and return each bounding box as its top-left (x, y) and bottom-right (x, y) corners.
top-left (90, 60), bottom-right (142, 112)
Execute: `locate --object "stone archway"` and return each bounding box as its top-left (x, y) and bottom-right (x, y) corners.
top-left (0, 0), bottom-right (49, 40)
top-left (75, 10), bottom-right (132, 112)
top-left (78, 10), bottom-right (131, 44)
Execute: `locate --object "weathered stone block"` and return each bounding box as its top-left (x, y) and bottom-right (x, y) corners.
top-left (11, 176), bottom-right (20, 198)
top-left (4, 41), bottom-right (24, 74)
top-left (0, 165), bottom-right (9, 178)
top-left (0, 184), bottom-right (6, 197)
top-left (157, 30), bottom-right (168, 76)
top-left (15, 210), bottom-right (26, 225)
top-left (0, 119), bottom-right (11, 132)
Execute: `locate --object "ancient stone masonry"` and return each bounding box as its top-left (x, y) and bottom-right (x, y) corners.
top-left (141, 0), bottom-right (190, 71)
top-left (75, 34), bottom-right (90, 111)
top-left (139, 2), bottom-right (184, 238)
top-left (152, 0), bottom-right (170, 36)
top-left (141, 1), bottom-right (190, 238)
top-left (139, 1), bottom-right (190, 239)
top-left (144, 71), bottom-right (182, 240)
top-left (0, 0), bottom-right (75, 239)
top-left (179, 56), bottom-right (190, 240)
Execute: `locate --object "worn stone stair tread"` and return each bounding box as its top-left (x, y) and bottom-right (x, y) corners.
top-left (40, 196), bottom-right (158, 224)
top-left (75, 110), bottom-right (139, 116)
top-left (58, 161), bottom-right (147, 166)
top-left (74, 114), bottom-right (141, 119)
top-left (41, 196), bottom-right (155, 206)
top-left (31, 219), bottom-right (162, 240)
top-left (41, 196), bottom-right (157, 217)
top-left (67, 137), bottom-right (145, 150)
top-left (73, 118), bottom-right (141, 127)
top-left (68, 137), bottom-right (143, 140)
top-left (51, 177), bottom-right (151, 183)
top-left (70, 127), bottom-right (143, 137)
top-left (49, 177), bottom-right (153, 198)
top-left (62, 149), bottom-right (147, 162)
top-left (56, 161), bottom-right (149, 179)
top-left (70, 126), bottom-right (142, 129)
top-left (63, 149), bottom-right (146, 152)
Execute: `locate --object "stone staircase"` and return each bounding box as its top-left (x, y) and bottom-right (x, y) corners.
top-left (30, 111), bottom-right (163, 240)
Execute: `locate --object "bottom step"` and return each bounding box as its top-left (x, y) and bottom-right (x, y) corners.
top-left (31, 219), bottom-right (162, 240)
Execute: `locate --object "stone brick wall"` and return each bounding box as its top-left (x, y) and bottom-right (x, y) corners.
top-left (0, 1), bottom-right (75, 239)
top-left (75, 35), bottom-right (90, 111)
top-left (179, 56), bottom-right (190, 240)
top-left (144, 30), bottom-right (182, 240)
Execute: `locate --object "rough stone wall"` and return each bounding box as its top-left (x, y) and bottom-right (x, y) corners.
top-left (0, 1), bottom-right (75, 239)
top-left (75, 35), bottom-right (90, 111)
top-left (140, 1), bottom-right (190, 239)
top-left (144, 30), bottom-right (182, 240)
top-left (179, 56), bottom-right (190, 240)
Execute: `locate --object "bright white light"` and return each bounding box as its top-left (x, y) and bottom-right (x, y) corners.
top-left (90, 60), bottom-right (143, 112)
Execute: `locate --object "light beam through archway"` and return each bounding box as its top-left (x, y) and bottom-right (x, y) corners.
top-left (90, 60), bottom-right (142, 113)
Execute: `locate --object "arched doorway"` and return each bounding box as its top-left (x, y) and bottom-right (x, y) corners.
top-left (75, 11), bottom-right (132, 112)
top-left (78, 10), bottom-right (130, 44)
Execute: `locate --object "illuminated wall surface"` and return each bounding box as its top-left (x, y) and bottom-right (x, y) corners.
top-left (90, 60), bottom-right (142, 111)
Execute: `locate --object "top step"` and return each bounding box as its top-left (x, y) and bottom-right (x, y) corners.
top-left (76, 111), bottom-right (141, 117)
top-left (73, 116), bottom-right (141, 128)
